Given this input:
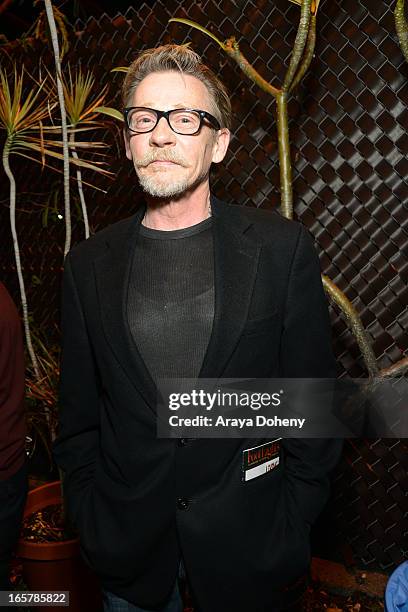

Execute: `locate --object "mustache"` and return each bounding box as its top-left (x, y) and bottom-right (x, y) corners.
top-left (134, 150), bottom-right (189, 168)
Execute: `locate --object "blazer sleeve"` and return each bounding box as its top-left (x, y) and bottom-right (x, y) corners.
top-left (53, 252), bottom-right (101, 524)
top-left (280, 225), bottom-right (343, 526)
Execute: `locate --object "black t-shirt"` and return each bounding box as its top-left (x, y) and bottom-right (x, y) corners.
top-left (127, 217), bottom-right (214, 383)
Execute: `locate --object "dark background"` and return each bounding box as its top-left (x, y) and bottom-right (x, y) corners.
top-left (0, 0), bottom-right (407, 571)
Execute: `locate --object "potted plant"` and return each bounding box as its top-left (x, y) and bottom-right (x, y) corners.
top-left (17, 481), bottom-right (101, 612)
top-left (14, 331), bottom-right (102, 612)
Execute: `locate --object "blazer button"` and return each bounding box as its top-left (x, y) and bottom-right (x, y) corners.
top-left (177, 498), bottom-right (190, 510)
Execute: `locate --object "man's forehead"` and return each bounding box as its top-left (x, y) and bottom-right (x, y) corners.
top-left (135, 102), bottom-right (193, 110)
top-left (131, 71), bottom-right (212, 109)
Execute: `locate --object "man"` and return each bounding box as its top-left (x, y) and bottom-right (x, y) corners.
top-left (0, 282), bottom-right (28, 594)
top-left (53, 44), bottom-right (342, 612)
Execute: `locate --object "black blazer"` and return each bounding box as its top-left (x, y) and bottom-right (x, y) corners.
top-left (53, 197), bottom-right (342, 612)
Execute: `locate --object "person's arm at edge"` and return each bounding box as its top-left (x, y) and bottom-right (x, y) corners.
top-left (0, 283), bottom-right (26, 479)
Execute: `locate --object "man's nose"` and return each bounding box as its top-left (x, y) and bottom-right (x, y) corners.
top-left (149, 116), bottom-right (176, 146)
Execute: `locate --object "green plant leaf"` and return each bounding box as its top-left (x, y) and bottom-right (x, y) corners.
top-left (94, 106), bottom-right (124, 121)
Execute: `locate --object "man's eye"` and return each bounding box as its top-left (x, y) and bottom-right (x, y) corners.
top-left (174, 114), bottom-right (194, 124)
top-left (135, 116), bottom-right (154, 124)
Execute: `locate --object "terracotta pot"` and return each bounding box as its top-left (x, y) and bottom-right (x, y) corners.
top-left (17, 481), bottom-right (102, 612)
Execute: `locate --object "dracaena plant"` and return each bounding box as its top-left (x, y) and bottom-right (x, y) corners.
top-left (25, 330), bottom-right (60, 459)
top-left (43, 0), bottom-right (71, 257)
top-left (0, 67), bottom-right (57, 379)
top-left (1, 65), bottom-right (112, 381)
top-left (90, 67), bottom-right (127, 124)
top-left (43, 0), bottom-right (113, 249)
top-left (61, 65), bottom-right (109, 239)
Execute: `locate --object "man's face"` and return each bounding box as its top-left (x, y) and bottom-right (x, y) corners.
top-left (124, 71), bottom-right (230, 199)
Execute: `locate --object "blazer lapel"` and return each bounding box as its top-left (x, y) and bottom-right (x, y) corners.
top-left (93, 205), bottom-right (158, 413)
top-left (199, 196), bottom-right (261, 379)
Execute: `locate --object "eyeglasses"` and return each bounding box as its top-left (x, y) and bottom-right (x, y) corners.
top-left (123, 107), bottom-right (221, 135)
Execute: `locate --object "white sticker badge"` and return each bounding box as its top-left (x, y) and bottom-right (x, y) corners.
top-left (242, 438), bottom-right (281, 482)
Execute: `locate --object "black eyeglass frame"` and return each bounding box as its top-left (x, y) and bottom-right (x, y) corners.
top-left (123, 106), bottom-right (221, 135)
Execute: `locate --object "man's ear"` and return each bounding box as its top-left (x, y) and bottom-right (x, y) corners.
top-left (211, 128), bottom-right (231, 164)
top-left (123, 128), bottom-right (132, 160)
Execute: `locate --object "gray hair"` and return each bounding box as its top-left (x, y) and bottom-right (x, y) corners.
top-left (121, 44), bottom-right (232, 129)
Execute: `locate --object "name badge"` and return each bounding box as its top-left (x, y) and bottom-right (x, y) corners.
top-left (242, 439), bottom-right (281, 482)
